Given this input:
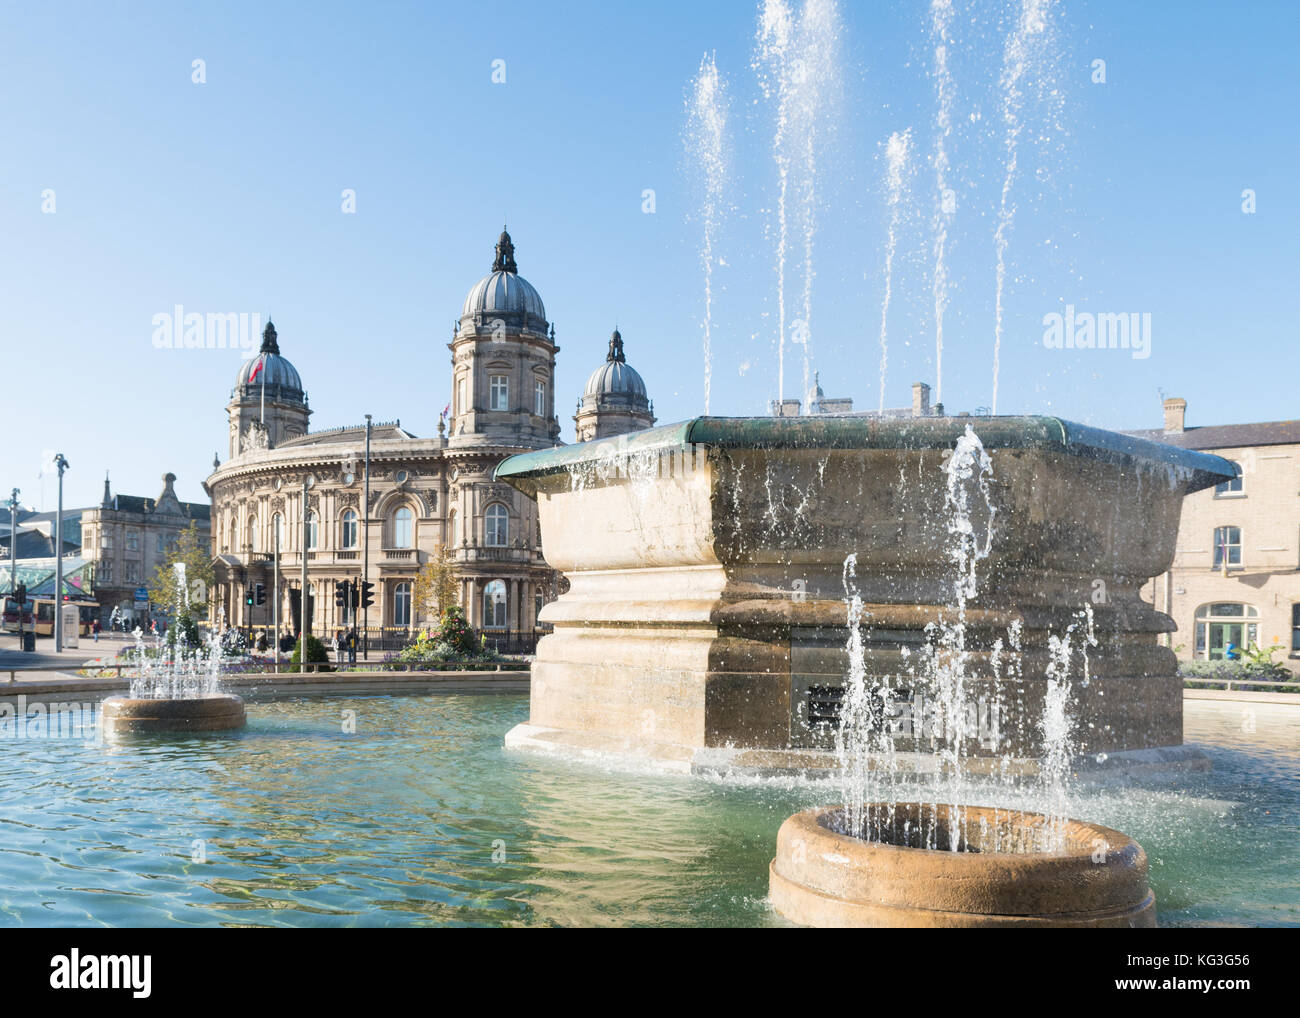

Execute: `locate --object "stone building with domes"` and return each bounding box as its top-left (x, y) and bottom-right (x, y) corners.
top-left (203, 229), bottom-right (654, 647)
top-left (574, 329), bottom-right (655, 441)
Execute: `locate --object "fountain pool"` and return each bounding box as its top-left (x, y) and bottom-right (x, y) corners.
top-left (0, 693), bottom-right (1294, 927)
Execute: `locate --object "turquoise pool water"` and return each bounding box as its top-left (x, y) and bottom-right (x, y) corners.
top-left (0, 695), bottom-right (1295, 927)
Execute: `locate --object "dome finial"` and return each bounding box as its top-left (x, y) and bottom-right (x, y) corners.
top-left (607, 328), bottom-right (625, 363)
top-left (260, 319), bottom-right (280, 355)
top-left (492, 229), bottom-right (518, 273)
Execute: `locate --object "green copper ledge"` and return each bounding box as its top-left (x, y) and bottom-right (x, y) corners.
top-left (494, 415), bottom-right (1238, 496)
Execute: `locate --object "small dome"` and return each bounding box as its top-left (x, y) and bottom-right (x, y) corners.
top-left (235, 322), bottom-right (304, 396)
top-left (583, 330), bottom-right (648, 400)
top-left (460, 229), bottom-right (547, 322)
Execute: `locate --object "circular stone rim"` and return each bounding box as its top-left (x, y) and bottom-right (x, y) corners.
top-left (770, 803), bottom-right (1155, 926)
top-left (101, 694), bottom-right (247, 732)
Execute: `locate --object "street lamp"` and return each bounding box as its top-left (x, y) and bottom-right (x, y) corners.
top-left (53, 455), bottom-right (69, 652)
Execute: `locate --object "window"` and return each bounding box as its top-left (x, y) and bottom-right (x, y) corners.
top-left (157, 534), bottom-right (166, 554)
top-left (227, 519), bottom-right (236, 552)
top-left (341, 510), bottom-right (358, 549)
top-left (99, 561), bottom-right (113, 584)
top-left (1293, 604), bottom-right (1300, 652)
top-left (483, 579), bottom-right (507, 629)
top-left (1212, 526), bottom-right (1241, 568)
top-left (393, 507), bottom-right (413, 548)
top-left (306, 511), bottom-right (319, 550)
top-left (534, 592), bottom-right (543, 623)
top-left (1194, 603), bottom-right (1259, 660)
top-left (457, 376), bottom-right (467, 415)
top-left (449, 509), bottom-right (459, 546)
top-left (126, 530), bottom-right (140, 552)
top-left (102, 532), bottom-right (113, 551)
top-left (393, 581), bottom-right (412, 627)
top-left (124, 562), bottom-right (139, 583)
top-left (535, 379), bottom-right (547, 416)
top-left (1214, 462), bottom-right (1243, 496)
top-left (248, 516), bottom-right (258, 552)
top-left (490, 375), bottom-right (509, 411)
top-left (485, 504), bottom-right (508, 547)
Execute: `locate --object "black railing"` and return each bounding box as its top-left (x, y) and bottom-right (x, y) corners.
top-left (201, 624), bottom-right (550, 657)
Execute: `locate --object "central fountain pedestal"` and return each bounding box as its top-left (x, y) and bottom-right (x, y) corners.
top-left (769, 803), bottom-right (1156, 927)
top-left (101, 694), bottom-right (247, 734)
top-left (496, 416), bottom-right (1234, 777)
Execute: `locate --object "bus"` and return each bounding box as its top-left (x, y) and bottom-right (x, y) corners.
top-left (1, 596), bottom-right (34, 633)
top-left (29, 598), bottom-right (100, 637)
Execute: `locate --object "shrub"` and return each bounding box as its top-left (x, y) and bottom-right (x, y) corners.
top-left (289, 634), bottom-right (333, 673)
top-left (397, 606), bottom-right (501, 665)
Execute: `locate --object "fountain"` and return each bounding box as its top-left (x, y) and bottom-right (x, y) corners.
top-left (100, 564), bottom-right (246, 735)
top-left (497, 415), bottom-right (1233, 777)
top-left (497, 413), bottom-right (1233, 926)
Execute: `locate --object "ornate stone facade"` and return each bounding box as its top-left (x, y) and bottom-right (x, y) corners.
top-left (204, 230), bottom-right (652, 641)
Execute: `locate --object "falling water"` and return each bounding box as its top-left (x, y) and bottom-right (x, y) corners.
top-left (877, 129), bottom-right (911, 414)
top-left (684, 53), bottom-right (730, 415)
top-left (127, 561), bottom-right (224, 699)
top-left (991, 0), bottom-right (1053, 414)
top-left (929, 0), bottom-right (956, 407)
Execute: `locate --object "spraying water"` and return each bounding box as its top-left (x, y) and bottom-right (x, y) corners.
top-left (753, 0), bottom-right (842, 408)
top-left (684, 53), bottom-right (730, 415)
top-left (991, 0), bottom-right (1053, 414)
top-left (929, 0), bottom-right (957, 407)
top-left (877, 129), bottom-right (911, 414)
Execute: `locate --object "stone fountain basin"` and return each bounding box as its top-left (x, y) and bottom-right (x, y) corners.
top-left (497, 415), bottom-right (1236, 771)
top-left (769, 803), bottom-right (1156, 928)
top-left (101, 694), bottom-right (247, 734)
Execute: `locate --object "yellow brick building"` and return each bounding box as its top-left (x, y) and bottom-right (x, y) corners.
top-left (1132, 398), bottom-right (1300, 673)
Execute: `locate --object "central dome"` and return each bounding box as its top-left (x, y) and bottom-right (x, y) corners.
top-left (460, 229), bottom-right (546, 322)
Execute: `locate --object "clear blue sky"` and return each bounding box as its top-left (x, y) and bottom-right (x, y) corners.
top-left (2, 0), bottom-right (1296, 510)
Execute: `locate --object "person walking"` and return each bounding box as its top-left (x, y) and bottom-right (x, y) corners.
top-left (92, 617), bottom-right (101, 642)
top-left (333, 628), bottom-right (345, 665)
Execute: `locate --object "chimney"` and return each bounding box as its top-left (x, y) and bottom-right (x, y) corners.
top-left (1162, 397), bottom-right (1186, 435)
top-left (911, 382), bottom-right (931, 418)
top-left (769, 398), bottom-right (801, 419)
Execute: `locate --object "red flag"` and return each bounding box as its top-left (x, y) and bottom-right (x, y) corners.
top-left (248, 354), bottom-right (266, 384)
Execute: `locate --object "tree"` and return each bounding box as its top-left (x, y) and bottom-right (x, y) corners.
top-left (148, 523), bottom-right (215, 617)
top-left (412, 544), bottom-right (459, 625)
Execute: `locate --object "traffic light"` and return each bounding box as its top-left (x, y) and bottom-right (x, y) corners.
top-left (245, 586), bottom-right (254, 607)
top-left (14, 582), bottom-right (26, 605)
top-left (349, 583), bottom-right (360, 609)
top-left (359, 581), bottom-right (375, 610)
top-left (254, 583), bottom-right (266, 606)
top-left (335, 581), bottom-right (350, 609)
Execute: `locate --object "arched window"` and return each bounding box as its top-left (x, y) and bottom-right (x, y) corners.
top-left (1214, 462), bottom-right (1244, 496)
top-left (1194, 603), bottom-right (1259, 660)
top-left (227, 518), bottom-right (237, 552)
top-left (393, 581), bottom-right (412, 627)
top-left (248, 515), bottom-right (258, 552)
top-left (306, 511), bottom-right (319, 550)
top-left (483, 579), bottom-right (507, 629)
top-left (1212, 526), bottom-right (1241, 569)
top-left (341, 510), bottom-right (358, 549)
top-left (485, 504), bottom-right (508, 548)
top-left (393, 506), bottom-right (413, 548)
